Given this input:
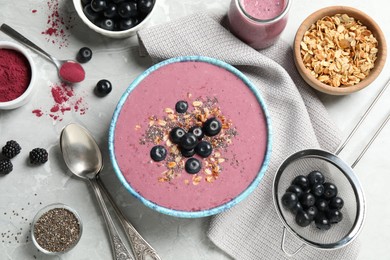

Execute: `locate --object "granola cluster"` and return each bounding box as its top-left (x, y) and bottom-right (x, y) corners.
top-left (300, 13), bottom-right (378, 87)
top-left (137, 94), bottom-right (237, 186)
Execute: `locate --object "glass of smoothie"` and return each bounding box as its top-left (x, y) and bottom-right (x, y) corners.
top-left (228, 0), bottom-right (292, 49)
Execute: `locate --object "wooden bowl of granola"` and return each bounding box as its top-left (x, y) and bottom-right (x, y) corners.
top-left (294, 6), bottom-right (387, 95)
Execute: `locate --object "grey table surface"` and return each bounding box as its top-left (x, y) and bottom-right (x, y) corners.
top-left (0, 0), bottom-right (389, 259)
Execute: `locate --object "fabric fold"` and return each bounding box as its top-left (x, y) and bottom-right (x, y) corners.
top-left (137, 12), bottom-right (359, 260)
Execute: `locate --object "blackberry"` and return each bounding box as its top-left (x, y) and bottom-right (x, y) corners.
top-left (29, 148), bottom-right (49, 165)
top-left (0, 159), bottom-right (13, 175)
top-left (2, 140), bottom-right (21, 159)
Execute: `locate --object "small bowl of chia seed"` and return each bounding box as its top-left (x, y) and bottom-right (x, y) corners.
top-left (31, 203), bottom-right (83, 255)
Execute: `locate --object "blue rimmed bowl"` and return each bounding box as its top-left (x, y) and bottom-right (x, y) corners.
top-left (109, 56), bottom-right (272, 218)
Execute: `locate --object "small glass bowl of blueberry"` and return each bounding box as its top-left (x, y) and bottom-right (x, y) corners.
top-left (73, 0), bottom-right (157, 38)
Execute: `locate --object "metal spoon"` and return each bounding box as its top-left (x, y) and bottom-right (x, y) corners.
top-left (0, 23), bottom-right (85, 84)
top-left (60, 123), bottom-right (133, 260)
top-left (60, 123), bottom-right (161, 260)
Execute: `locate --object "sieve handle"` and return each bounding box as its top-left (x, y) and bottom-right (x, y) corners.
top-left (351, 112), bottom-right (390, 168)
top-left (280, 227), bottom-right (306, 257)
top-left (335, 78), bottom-right (390, 155)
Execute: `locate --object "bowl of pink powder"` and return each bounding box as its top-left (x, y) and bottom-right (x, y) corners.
top-left (0, 41), bottom-right (36, 110)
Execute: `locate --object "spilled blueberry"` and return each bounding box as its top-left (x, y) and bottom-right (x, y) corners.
top-left (95, 79), bottom-right (112, 97)
top-left (185, 158), bottom-right (201, 174)
top-left (76, 47), bottom-right (93, 63)
top-left (150, 145), bottom-right (167, 162)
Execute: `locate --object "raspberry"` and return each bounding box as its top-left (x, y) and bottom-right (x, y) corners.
top-left (2, 140), bottom-right (21, 159)
top-left (29, 148), bottom-right (49, 165)
top-left (0, 158), bottom-right (13, 175)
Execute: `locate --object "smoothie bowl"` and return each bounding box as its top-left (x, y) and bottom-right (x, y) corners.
top-left (109, 56), bottom-right (272, 218)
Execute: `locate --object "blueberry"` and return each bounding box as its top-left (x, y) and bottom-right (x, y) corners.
top-left (312, 184), bottom-right (325, 197)
top-left (329, 197), bottom-right (344, 210)
top-left (327, 209), bottom-right (343, 224)
top-left (118, 17), bottom-right (140, 30)
top-left (175, 100), bottom-right (188, 113)
top-left (91, 0), bottom-right (107, 12)
top-left (99, 18), bottom-right (115, 30)
top-left (112, 0), bottom-right (125, 3)
top-left (150, 145), bottom-right (167, 162)
top-left (76, 47), bottom-right (93, 63)
top-left (306, 206), bottom-right (318, 220)
top-left (103, 3), bottom-right (118, 18)
top-left (180, 148), bottom-right (195, 158)
top-left (83, 4), bottom-right (100, 22)
top-left (291, 202), bottom-right (303, 215)
top-left (315, 212), bottom-right (331, 230)
top-left (307, 170), bottom-right (325, 186)
top-left (95, 79), bottom-right (112, 97)
top-left (137, 0), bottom-right (154, 14)
top-left (315, 198), bottom-right (329, 212)
top-left (286, 185), bottom-right (304, 199)
top-left (180, 133), bottom-right (198, 150)
top-left (81, 0), bottom-right (92, 6)
top-left (203, 117), bottom-right (222, 136)
top-left (292, 175), bottom-right (310, 191)
top-left (118, 2), bottom-right (138, 19)
top-left (295, 210), bottom-right (312, 227)
top-left (323, 182), bottom-right (338, 199)
top-left (169, 127), bottom-right (186, 144)
top-left (281, 192), bottom-right (298, 210)
top-left (300, 193), bottom-right (315, 208)
top-left (185, 158), bottom-right (201, 174)
top-left (195, 141), bottom-right (212, 158)
top-left (189, 126), bottom-right (204, 140)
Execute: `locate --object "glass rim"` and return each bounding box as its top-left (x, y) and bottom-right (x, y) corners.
top-left (236, 0), bottom-right (292, 24)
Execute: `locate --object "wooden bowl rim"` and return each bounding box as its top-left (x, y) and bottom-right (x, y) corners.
top-left (294, 6), bottom-right (387, 95)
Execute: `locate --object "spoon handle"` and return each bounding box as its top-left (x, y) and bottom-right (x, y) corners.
top-left (97, 178), bottom-right (162, 260)
top-left (0, 23), bottom-right (57, 65)
top-left (89, 178), bottom-right (135, 260)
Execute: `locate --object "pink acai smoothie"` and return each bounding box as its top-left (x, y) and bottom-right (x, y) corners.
top-left (228, 0), bottom-right (290, 49)
top-left (113, 60), bottom-right (269, 212)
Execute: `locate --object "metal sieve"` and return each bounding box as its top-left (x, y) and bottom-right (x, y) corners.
top-left (273, 79), bottom-right (390, 256)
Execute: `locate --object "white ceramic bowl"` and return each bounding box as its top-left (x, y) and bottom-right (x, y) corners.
top-left (73, 0), bottom-right (158, 38)
top-left (0, 41), bottom-right (36, 110)
top-left (31, 203), bottom-right (83, 255)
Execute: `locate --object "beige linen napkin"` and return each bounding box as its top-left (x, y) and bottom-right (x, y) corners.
top-left (137, 13), bottom-right (360, 260)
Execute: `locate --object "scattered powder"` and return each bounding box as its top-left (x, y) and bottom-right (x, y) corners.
top-left (34, 0), bottom-right (75, 48)
top-left (32, 82), bottom-right (88, 121)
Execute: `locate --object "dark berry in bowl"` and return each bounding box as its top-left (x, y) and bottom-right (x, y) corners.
top-left (307, 170), bottom-right (325, 186)
top-left (76, 47), bottom-right (93, 63)
top-left (203, 117), bottom-right (222, 136)
top-left (315, 213), bottom-right (331, 230)
top-left (118, 2), bottom-right (138, 19)
top-left (83, 4), bottom-right (100, 22)
top-left (315, 198), bottom-right (329, 212)
top-left (185, 158), bottom-right (201, 174)
top-left (300, 193), bottom-right (315, 208)
top-left (0, 158), bottom-right (13, 175)
top-left (112, 0), bottom-right (125, 3)
top-left (2, 140), bottom-right (21, 159)
top-left (312, 183), bottom-right (325, 197)
top-left (95, 79), bottom-right (112, 97)
top-left (295, 210), bottom-right (312, 227)
top-left (91, 0), bottom-right (107, 12)
top-left (150, 145), bottom-right (167, 162)
top-left (292, 175), bottom-right (310, 191)
top-left (99, 18), bottom-right (115, 31)
top-left (327, 209), bottom-right (343, 224)
top-left (29, 148), bottom-right (48, 165)
top-left (175, 100), bottom-right (188, 113)
top-left (329, 196), bottom-right (344, 210)
top-left (286, 185), bottom-right (304, 199)
top-left (291, 202), bottom-right (303, 215)
top-left (323, 182), bottom-right (338, 199)
top-left (104, 3), bottom-right (118, 18)
top-left (189, 126), bottom-right (204, 140)
top-left (169, 127), bottom-right (186, 144)
top-left (138, 0), bottom-right (154, 14)
top-left (119, 17), bottom-right (140, 30)
top-left (180, 133), bottom-right (198, 150)
top-left (195, 141), bottom-right (212, 158)
top-left (281, 192), bottom-right (298, 210)
top-left (180, 148), bottom-right (195, 158)
top-left (82, 0), bottom-right (92, 5)
top-left (306, 206), bottom-right (318, 220)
